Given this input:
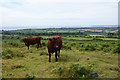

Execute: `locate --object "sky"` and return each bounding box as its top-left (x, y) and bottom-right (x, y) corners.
top-left (0, 0), bottom-right (119, 30)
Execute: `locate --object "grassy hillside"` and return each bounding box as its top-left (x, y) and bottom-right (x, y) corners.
top-left (2, 27), bottom-right (120, 78)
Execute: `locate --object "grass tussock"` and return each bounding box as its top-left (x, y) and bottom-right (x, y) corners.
top-left (54, 63), bottom-right (94, 78)
top-left (2, 33), bottom-right (119, 78)
top-left (2, 48), bottom-right (25, 59)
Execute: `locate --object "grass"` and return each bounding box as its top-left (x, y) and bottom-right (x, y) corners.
top-left (2, 46), bottom-right (118, 78)
top-left (100, 38), bottom-right (119, 41)
top-left (2, 34), bottom-right (119, 78)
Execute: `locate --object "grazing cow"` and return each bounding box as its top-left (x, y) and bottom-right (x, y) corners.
top-left (22, 36), bottom-right (42, 50)
top-left (47, 35), bottom-right (62, 62)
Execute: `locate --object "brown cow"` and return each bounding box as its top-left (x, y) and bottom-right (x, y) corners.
top-left (47, 35), bottom-right (62, 62)
top-left (22, 36), bottom-right (42, 50)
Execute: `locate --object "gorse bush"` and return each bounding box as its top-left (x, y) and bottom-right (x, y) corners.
top-left (4, 40), bottom-right (24, 48)
top-left (112, 46), bottom-right (120, 53)
top-left (77, 44), bottom-right (96, 51)
top-left (62, 45), bottom-right (72, 50)
top-left (103, 47), bottom-right (112, 52)
top-left (8, 42), bottom-right (19, 47)
top-left (42, 42), bottom-right (47, 46)
top-left (68, 64), bottom-right (94, 78)
top-left (56, 65), bottom-right (62, 72)
top-left (25, 73), bottom-right (35, 80)
top-left (40, 51), bottom-right (48, 56)
top-left (42, 40), bottom-right (120, 53)
top-left (56, 65), bottom-right (63, 76)
top-left (2, 48), bottom-right (25, 59)
top-left (2, 48), bottom-right (14, 59)
top-left (93, 38), bottom-right (103, 41)
top-left (11, 65), bottom-right (24, 69)
top-left (102, 44), bottom-right (109, 47)
top-left (69, 41), bottom-right (119, 53)
top-left (84, 44), bottom-right (96, 51)
top-left (70, 43), bottom-right (76, 46)
top-left (55, 63), bottom-right (94, 78)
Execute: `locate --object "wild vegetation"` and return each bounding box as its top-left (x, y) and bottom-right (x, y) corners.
top-left (2, 27), bottom-right (119, 78)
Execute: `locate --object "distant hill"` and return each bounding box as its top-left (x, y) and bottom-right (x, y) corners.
top-left (91, 25), bottom-right (118, 27)
top-left (2, 25), bottom-right (118, 31)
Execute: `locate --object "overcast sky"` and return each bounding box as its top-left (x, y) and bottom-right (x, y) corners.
top-left (0, 0), bottom-right (119, 30)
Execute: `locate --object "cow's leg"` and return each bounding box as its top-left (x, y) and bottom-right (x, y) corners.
top-left (49, 52), bottom-right (51, 62)
top-left (40, 42), bottom-right (42, 48)
top-left (58, 50), bottom-right (60, 58)
top-left (37, 43), bottom-right (39, 49)
top-left (28, 45), bottom-right (29, 50)
top-left (55, 51), bottom-right (58, 62)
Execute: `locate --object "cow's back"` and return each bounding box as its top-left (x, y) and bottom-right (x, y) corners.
top-left (24, 36), bottom-right (41, 44)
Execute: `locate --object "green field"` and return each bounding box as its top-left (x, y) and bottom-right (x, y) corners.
top-left (2, 27), bottom-right (120, 78)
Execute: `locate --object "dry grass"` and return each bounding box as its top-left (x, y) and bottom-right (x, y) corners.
top-left (2, 46), bottom-right (118, 78)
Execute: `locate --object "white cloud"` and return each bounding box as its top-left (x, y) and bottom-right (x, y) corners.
top-left (24, 0), bottom-right (119, 3)
top-left (0, 0), bottom-right (118, 28)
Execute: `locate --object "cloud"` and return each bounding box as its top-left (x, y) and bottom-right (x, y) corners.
top-left (0, 0), bottom-right (118, 28)
top-left (23, 0), bottom-right (119, 3)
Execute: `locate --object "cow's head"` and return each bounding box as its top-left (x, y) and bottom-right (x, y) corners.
top-left (22, 39), bottom-right (28, 46)
top-left (49, 37), bottom-right (59, 49)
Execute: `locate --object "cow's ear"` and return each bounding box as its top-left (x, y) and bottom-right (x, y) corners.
top-left (49, 39), bottom-right (52, 41)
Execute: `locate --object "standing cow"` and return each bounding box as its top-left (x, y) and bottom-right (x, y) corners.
top-left (47, 35), bottom-right (62, 62)
top-left (22, 36), bottom-right (42, 50)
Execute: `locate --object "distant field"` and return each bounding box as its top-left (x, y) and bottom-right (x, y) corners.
top-left (100, 38), bottom-right (119, 41)
top-left (90, 35), bottom-right (105, 36)
top-left (77, 28), bottom-right (118, 33)
top-left (63, 37), bottom-right (93, 41)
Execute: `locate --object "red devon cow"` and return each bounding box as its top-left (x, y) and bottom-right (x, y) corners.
top-left (22, 36), bottom-right (42, 50)
top-left (47, 35), bottom-right (62, 62)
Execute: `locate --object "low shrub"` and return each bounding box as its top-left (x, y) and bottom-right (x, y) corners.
top-left (40, 51), bottom-right (48, 56)
top-left (11, 65), bottom-right (24, 69)
top-left (103, 47), bottom-right (111, 52)
top-left (102, 44), bottom-right (109, 47)
top-left (55, 63), bottom-right (94, 78)
top-left (2, 48), bottom-right (14, 59)
top-left (25, 73), bottom-right (35, 80)
top-left (112, 46), bottom-right (120, 53)
top-left (2, 48), bottom-right (25, 59)
top-left (67, 64), bottom-right (94, 78)
top-left (56, 65), bottom-right (63, 76)
top-left (70, 43), bottom-right (76, 46)
top-left (7, 41), bottom-right (24, 48)
top-left (42, 42), bottom-right (46, 46)
top-left (84, 44), bottom-right (96, 51)
top-left (62, 45), bottom-right (72, 50)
